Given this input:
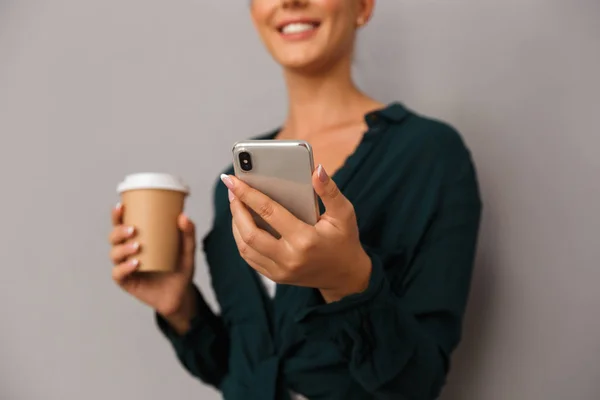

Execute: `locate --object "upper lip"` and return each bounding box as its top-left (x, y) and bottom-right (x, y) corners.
top-left (276, 18), bottom-right (321, 32)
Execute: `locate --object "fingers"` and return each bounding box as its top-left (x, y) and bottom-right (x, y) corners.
top-left (232, 222), bottom-right (276, 278)
top-left (110, 242), bottom-right (140, 265)
top-left (112, 259), bottom-right (140, 284)
top-left (108, 224), bottom-right (135, 246)
top-left (312, 165), bottom-right (354, 221)
top-left (229, 197), bottom-right (282, 261)
top-left (221, 174), bottom-right (306, 238)
top-left (109, 203), bottom-right (139, 277)
top-left (109, 203), bottom-right (135, 245)
top-left (178, 214), bottom-right (196, 270)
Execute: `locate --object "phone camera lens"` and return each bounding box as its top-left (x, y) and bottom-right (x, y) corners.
top-left (239, 151), bottom-right (253, 172)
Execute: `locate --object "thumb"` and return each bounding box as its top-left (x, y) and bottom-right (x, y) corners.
top-left (313, 164), bottom-right (353, 220)
top-left (178, 214), bottom-right (196, 270)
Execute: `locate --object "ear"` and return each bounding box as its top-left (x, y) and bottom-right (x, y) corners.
top-left (356, 0), bottom-right (375, 27)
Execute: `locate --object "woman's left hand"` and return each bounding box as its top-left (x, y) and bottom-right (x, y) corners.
top-left (221, 165), bottom-right (372, 303)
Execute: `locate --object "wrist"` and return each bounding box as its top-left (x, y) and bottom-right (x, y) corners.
top-left (161, 285), bottom-right (197, 335)
top-left (320, 249), bottom-right (372, 303)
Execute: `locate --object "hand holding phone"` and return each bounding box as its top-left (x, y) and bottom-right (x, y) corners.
top-left (223, 154), bottom-right (372, 303)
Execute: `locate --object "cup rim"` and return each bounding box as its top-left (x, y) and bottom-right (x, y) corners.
top-left (117, 173), bottom-right (189, 194)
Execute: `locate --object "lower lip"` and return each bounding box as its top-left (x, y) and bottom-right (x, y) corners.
top-left (279, 26), bottom-right (319, 41)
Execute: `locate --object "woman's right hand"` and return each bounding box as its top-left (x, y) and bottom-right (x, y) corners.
top-left (108, 203), bottom-right (197, 333)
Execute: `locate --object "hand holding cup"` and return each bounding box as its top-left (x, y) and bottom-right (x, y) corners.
top-left (108, 173), bottom-right (197, 332)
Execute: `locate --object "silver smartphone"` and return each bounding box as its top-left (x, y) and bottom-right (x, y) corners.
top-left (232, 140), bottom-right (320, 238)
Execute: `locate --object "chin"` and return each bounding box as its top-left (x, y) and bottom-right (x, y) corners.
top-left (279, 57), bottom-right (323, 73)
top-left (275, 50), bottom-right (338, 75)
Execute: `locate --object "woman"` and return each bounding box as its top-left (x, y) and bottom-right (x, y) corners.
top-left (108, 0), bottom-right (482, 399)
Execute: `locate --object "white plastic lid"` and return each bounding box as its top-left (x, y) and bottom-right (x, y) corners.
top-left (117, 173), bottom-right (189, 194)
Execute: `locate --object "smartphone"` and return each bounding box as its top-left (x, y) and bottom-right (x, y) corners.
top-left (232, 140), bottom-right (320, 238)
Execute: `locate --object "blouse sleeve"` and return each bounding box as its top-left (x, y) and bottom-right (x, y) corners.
top-left (155, 285), bottom-right (230, 388)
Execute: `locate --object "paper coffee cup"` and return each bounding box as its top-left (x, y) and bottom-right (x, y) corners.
top-left (117, 173), bottom-right (189, 273)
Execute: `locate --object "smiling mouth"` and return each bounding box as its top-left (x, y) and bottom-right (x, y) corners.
top-left (277, 21), bottom-right (321, 36)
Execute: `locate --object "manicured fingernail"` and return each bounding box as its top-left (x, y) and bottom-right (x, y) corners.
top-left (130, 259), bottom-right (139, 268)
top-left (130, 242), bottom-right (140, 250)
top-left (116, 202), bottom-right (122, 210)
top-left (220, 174), bottom-right (234, 189)
top-left (228, 189), bottom-right (235, 202)
top-left (317, 164), bottom-right (329, 183)
top-left (126, 226), bottom-right (135, 236)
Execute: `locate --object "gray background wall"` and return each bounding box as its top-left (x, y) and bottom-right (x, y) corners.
top-left (0, 1), bottom-right (598, 399)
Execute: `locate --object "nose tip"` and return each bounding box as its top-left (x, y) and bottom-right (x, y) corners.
top-left (282, 0), bottom-right (308, 9)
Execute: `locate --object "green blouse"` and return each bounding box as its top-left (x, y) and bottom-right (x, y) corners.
top-left (156, 103), bottom-right (482, 400)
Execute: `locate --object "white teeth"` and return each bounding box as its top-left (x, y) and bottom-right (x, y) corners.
top-left (281, 23), bottom-right (317, 35)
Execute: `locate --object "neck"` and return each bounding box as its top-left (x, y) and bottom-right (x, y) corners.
top-left (281, 55), bottom-right (377, 139)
